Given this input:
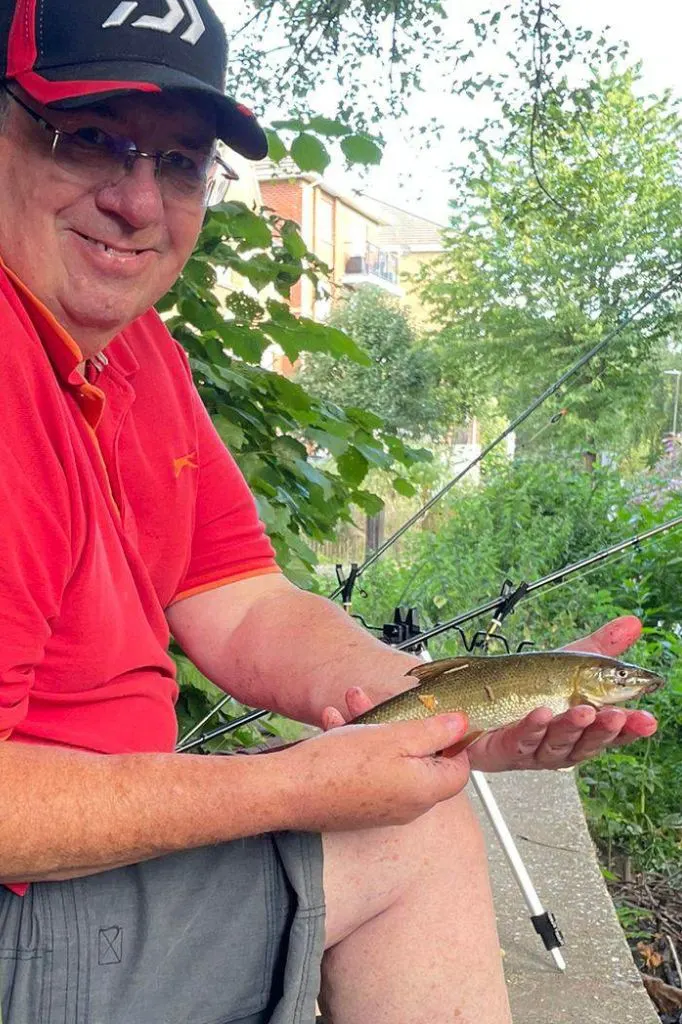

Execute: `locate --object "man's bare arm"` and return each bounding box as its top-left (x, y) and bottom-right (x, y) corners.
top-left (166, 573), bottom-right (421, 725)
top-left (0, 741), bottom-right (288, 883)
top-left (0, 714), bottom-right (470, 884)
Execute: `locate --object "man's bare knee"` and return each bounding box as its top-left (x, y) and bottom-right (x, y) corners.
top-left (322, 789), bottom-right (487, 948)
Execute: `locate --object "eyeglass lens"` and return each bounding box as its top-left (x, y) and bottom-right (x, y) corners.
top-left (52, 127), bottom-right (232, 207)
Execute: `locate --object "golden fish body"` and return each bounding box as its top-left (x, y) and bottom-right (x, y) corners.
top-left (353, 652), bottom-right (663, 732)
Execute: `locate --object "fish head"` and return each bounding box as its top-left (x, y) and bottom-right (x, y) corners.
top-left (574, 657), bottom-right (665, 707)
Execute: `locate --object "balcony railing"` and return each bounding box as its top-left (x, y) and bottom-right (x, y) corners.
top-left (343, 243), bottom-right (399, 286)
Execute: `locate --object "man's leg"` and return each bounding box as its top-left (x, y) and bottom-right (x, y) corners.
top-left (319, 789), bottom-right (512, 1024)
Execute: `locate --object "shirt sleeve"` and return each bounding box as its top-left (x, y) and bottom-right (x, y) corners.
top-left (170, 381), bottom-right (279, 605)
top-left (0, 394), bottom-right (71, 738)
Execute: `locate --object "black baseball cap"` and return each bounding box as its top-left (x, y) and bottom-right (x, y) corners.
top-left (0, 0), bottom-right (268, 159)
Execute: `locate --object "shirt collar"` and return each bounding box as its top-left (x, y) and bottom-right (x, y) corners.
top-left (107, 332), bottom-right (140, 379)
top-left (1, 257), bottom-right (85, 386)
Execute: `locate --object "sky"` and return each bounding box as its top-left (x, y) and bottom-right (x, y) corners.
top-left (357, 0), bottom-right (682, 224)
top-left (220, 1), bottom-right (682, 225)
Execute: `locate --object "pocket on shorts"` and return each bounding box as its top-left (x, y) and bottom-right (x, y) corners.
top-left (82, 839), bottom-right (294, 1024)
top-left (0, 887), bottom-right (52, 1023)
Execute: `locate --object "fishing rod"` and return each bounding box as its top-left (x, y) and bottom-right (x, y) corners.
top-left (393, 514), bottom-right (682, 651)
top-left (176, 513), bottom-right (682, 752)
top-left (328, 268), bottom-right (682, 602)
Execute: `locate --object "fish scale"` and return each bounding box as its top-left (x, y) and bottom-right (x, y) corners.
top-left (352, 652), bottom-right (664, 733)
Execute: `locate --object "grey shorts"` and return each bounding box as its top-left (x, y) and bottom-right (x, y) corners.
top-left (0, 831), bottom-right (325, 1024)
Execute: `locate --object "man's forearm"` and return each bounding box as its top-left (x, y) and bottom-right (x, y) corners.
top-left (219, 586), bottom-right (421, 724)
top-left (0, 741), bottom-right (291, 883)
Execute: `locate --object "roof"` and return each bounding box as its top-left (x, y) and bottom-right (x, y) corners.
top-left (360, 196), bottom-right (446, 251)
top-left (255, 156), bottom-right (310, 181)
top-left (255, 158), bottom-right (387, 224)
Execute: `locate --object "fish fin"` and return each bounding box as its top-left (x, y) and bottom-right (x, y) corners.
top-left (417, 693), bottom-right (440, 713)
top-left (440, 730), bottom-right (484, 758)
top-left (407, 658), bottom-right (471, 683)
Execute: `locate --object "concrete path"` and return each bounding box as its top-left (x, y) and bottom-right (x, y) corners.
top-left (476, 769), bottom-right (658, 1023)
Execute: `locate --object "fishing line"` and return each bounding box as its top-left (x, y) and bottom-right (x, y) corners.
top-left (517, 360), bottom-right (614, 449)
top-left (519, 549), bottom-right (638, 605)
top-left (328, 268), bottom-right (682, 601)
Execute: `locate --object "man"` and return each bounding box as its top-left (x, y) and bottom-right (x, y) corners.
top-left (0, 0), bottom-right (657, 1022)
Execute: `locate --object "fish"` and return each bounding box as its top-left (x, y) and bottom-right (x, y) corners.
top-left (352, 652), bottom-right (664, 742)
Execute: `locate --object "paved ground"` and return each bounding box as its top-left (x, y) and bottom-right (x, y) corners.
top-left (476, 769), bottom-right (659, 1024)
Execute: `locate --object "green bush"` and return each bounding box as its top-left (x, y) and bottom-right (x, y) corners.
top-left (351, 456), bottom-right (682, 871)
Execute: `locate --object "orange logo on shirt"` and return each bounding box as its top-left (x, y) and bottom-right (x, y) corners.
top-left (173, 452), bottom-right (198, 477)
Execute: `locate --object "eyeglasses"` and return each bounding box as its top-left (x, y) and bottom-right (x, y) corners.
top-left (4, 86), bottom-right (239, 208)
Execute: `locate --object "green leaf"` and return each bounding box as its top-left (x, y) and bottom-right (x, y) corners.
top-left (293, 457), bottom-right (334, 498)
top-left (307, 428), bottom-right (350, 457)
top-left (269, 372), bottom-right (314, 412)
top-left (261, 321), bottom-right (304, 362)
top-left (300, 323), bottom-right (371, 364)
top-left (307, 115), bottom-right (351, 137)
top-left (265, 128), bottom-right (287, 163)
top-left (272, 435), bottom-right (308, 464)
top-left (217, 322), bottom-right (268, 362)
top-left (262, 715), bottom-right (305, 741)
top-left (340, 134), bottom-right (383, 165)
top-left (155, 292), bottom-right (176, 314)
top-left (345, 406), bottom-right (384, 429)
top-left (281, 220), bottom-right (308, 259)
top-left (353, 490), bottom-right (384, 515)
top-left (255, 494), bottom-right (292, 534)
top-left (337, 447), bottom-right (369, 486)
top-left (221, 202), bottom-right (273, 248)
top-left (393, 477), bottom-right (417, 497)
top-left (175, 655), bottom-right (223, 699)
top-left (354, 441), bottom-right (391, 469)
top-left (213, 415), bottom-right (246, 450)
top-left (222, 291), bottom-right (264, 323)
top-left (271, 118), bottom-right (306, 132)
top-left (290, 133), bottom-right (331, 173)
top-left (178, 298), bottom-right (218, 333)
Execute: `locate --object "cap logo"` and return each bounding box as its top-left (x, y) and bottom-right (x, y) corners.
top-left (102, 0), bottom-right (206, 45)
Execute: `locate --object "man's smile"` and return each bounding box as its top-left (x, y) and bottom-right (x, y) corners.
top-left (72, 229), bottom-right (154, 258)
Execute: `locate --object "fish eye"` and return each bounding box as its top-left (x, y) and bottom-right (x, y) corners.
top-left (616, 669), bottom-right (629, 679)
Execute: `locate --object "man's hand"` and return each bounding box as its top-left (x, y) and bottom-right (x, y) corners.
top-left (321, 616), bottom-right (659, 774)
top-left (278, 714), bottom-right (471, 831)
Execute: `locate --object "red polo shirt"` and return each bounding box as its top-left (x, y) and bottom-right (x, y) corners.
top-left (0, 262), bottom-right (278, 757)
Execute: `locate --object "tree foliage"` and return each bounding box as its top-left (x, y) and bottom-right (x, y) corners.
top-left (296, 286), bottom-right (452, 438)
top-left (225, 1), bottom-right (629, 147)
top-left (169, 3), bottom-right (680, 752)
top-left (422, 68), bottom-right (682, 458)
top-left (226, 0), bottom-right (449, 130)
top-left (350, 457), bottom-right (682, 870)
top-left (160, 204), bottom-right (430, 592)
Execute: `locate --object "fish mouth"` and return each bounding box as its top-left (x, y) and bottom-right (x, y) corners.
top-left (582, 673), bottom-right (664, 706)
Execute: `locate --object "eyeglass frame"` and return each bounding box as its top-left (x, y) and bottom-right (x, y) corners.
top-left (2, 84), bottom-right (239, 206)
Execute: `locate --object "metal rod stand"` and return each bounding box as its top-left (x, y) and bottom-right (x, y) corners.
top-left (471, 771), bottom-right (566, 971)
top-left (419, 649), bottom-right (566, 971)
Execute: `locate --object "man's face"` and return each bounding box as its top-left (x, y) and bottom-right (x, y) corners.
top-left (0, 88), bottom-right (215, 354)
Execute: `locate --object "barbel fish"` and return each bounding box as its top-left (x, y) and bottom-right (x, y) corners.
top-left (352, 652), bottom-right (663, 739)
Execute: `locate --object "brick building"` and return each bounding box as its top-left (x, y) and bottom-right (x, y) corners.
top-left (257, 158), bottom-right (403, 322)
